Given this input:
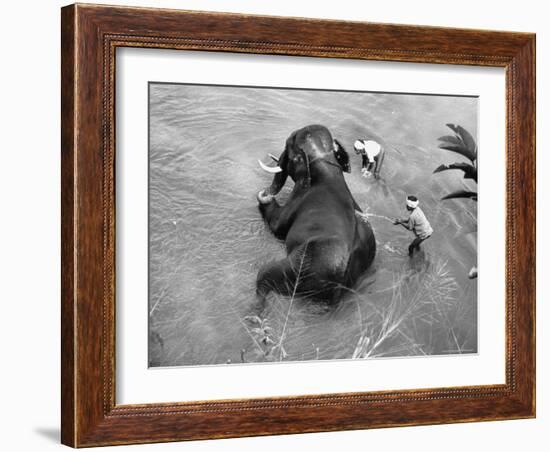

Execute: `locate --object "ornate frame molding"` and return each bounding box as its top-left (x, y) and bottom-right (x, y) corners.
top-left (61, 4), bottom-right (535, 447)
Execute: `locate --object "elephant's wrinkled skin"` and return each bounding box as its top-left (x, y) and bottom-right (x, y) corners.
top-left (257, 125), bottom-right (376, 303)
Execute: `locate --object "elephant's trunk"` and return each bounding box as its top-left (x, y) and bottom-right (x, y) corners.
top-left (258, 150), bottom-right (288, 204)
top-left (258, 170), bottom-right (287, 204)
top-left (265, 164), bottom-right (287, 196)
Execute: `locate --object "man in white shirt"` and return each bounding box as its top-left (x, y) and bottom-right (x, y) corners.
top-left (354, 138), bottom-right (385, 179)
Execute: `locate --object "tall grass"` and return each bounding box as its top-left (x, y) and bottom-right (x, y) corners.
top-left (241, 243), bottom-right (310, 363)
top-left (351, 259), bottom-right (468, 359)
top-left (240, 258), bottom-right (474, 363)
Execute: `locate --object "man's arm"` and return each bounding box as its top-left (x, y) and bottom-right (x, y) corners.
top-left (393, 218), bottom-right (411, 230)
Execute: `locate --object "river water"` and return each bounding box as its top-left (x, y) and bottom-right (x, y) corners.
top-left (148, 83), bottom-right (478, 367)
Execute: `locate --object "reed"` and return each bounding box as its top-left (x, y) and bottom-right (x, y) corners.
top-left (240, 257), bottom-right (474, 364)
top-left (351, 259), bottom-right (473, 359)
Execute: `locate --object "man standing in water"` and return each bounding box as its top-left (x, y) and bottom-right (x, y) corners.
top-left (393, 195), bottom-right (433, 256)
top-left (354, 138), bottom-right (385, 179)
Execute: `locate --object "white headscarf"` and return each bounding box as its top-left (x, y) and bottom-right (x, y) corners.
top-left (406, 197), bottom-right (419, 208)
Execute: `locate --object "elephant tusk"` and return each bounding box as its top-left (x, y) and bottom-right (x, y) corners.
top-left (268, 153), bottom-right (280, 163)
top-left (258, 159), bottom-right (282, 173)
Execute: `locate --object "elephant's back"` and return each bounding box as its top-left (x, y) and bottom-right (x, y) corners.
top-left (289, 236), bottom-right (352, 288)
top-left (283, 182), bottom-right (371, 290)
top-left (292, 185), bottom-right (356, 234)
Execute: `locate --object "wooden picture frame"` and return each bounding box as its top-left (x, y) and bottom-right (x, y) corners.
top-left (61, 3), bottom-right (535, 447)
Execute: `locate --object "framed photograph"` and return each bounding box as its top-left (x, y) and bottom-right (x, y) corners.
top-left (61, 3), bottom-right (535, 447)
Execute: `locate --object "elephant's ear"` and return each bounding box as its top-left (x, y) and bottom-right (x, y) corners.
top-left (333, 139), bottom-right (351, 173)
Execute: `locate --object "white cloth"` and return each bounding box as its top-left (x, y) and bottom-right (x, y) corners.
top-left (363, 140), bottom-right (381, 163)
top-left (406, 198), bottom-right (419, 209)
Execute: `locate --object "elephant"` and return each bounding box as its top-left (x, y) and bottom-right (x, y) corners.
top-left (256, 124), bottom-right (376, 304)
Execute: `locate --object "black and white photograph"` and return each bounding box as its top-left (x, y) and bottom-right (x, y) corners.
top-left (148, 82), bottom-right (478, 367)
top-left (2, 0), bottom-right (543, 449)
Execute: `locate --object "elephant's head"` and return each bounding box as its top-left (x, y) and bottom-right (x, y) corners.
top-left (258, 125), bottom-right (349, 204)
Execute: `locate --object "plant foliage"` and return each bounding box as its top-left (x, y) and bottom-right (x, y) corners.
top-left (434, 124), bottom-right (478, 198)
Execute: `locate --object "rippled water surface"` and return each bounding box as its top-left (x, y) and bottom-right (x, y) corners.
top-left (148, 83), bottom-right (478, 367)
